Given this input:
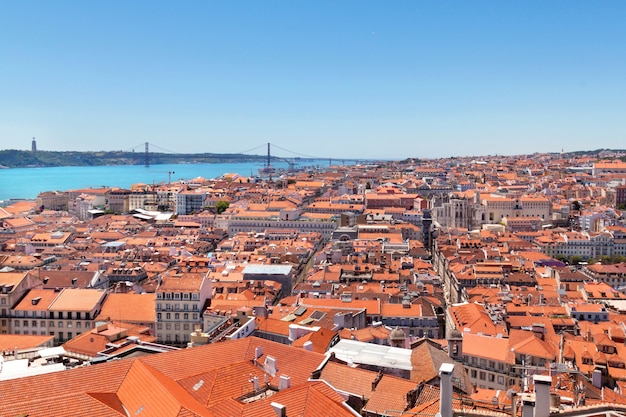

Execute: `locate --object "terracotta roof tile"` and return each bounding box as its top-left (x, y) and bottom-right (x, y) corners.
top-left (49, 288), bottom-right (107, 312)
top-left (97, 292), bottom-right (156, 323)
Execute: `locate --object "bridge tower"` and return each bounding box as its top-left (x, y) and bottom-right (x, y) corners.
top-left (144, 142), bottom-right (149, 167)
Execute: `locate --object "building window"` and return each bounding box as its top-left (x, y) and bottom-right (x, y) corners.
top-left (58, 322), bottom-right (63, 328)
top-left (479, 371), bottom-right (486, 381)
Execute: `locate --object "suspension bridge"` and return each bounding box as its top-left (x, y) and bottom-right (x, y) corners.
top-left (122, 142), bottom-right (370, 170)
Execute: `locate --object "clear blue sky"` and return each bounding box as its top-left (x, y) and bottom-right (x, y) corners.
top-left (1, 1), bottom-right (625, 160)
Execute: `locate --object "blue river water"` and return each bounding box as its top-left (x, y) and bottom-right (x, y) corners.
top-left (0, 161), bottom-right (327, 202)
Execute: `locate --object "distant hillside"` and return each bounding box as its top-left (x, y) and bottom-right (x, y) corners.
top-left (0, 150), bottom-right (268, 168)
top-left (562, 149), bottom-right (626, 158)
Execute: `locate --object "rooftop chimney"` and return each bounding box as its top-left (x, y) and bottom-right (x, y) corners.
top-left (278, 375), bottom-right (291, 391)
top-left (522, 396), bottom-right (535, 417)
top-left (534, 374), bottom-right (552, 417)
top-left (303, 341), bottom-right (313, 351)
top-left (255, 346), bottom-right (263, 359)
top-left (271, 402), bottom-right (286, 417)
top-left (265, 355), bottom-right (277, 377)
top-left (592, 369), bottom-right (602, 389)
top-left (439, 363), bottom-right (455, 417)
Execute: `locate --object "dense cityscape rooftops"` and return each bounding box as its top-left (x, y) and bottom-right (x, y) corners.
top-left (2, 151), bottom-right (626, 415)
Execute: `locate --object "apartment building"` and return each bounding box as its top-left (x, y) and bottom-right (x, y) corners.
top-left (0, 271), bottom-right (40, 334)
top-left (128, 189), bottom-right (155, 212)
top-left (380, 301), bottom-right (441, 339)
top-left (536, 230), bottom-right (620, 260)
top-left (481, 193), bottom-right (551, 223)
top-left (107, 188), bottom-right (130, 213)
top-left (460, 329), bottom-right (558, 391)
top-left (227, 209), bottom-right (338, 239)
top-left (616, 185), bottom-right (626, 207)
top-left (95, 293), bottom-right (156, 334)
top-left (35, 191), bottom-right (69, 211)
top-left (175, 189), bottom-right (207, 215)
top-left (11, 287), bottom-right (107, 342)
top-left (593, 160), bottom-right (626, 176)
top-left (460, 332), bottom-right (520, 390)
top-left (47, 288), bottom-right (107, 343)
top-left (155, 271), bottom-right (212, 344)
top-left (75, 193), bottom-right (106, 221)
top-left (11, 288), bottom-right (59, 336)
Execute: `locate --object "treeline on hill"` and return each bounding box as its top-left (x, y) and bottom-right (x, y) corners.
top-left (0, 150), bottom-right (267, 168)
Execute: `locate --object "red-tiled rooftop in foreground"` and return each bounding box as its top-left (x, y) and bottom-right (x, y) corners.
top-left (0, 337), bottom-right (332, 417)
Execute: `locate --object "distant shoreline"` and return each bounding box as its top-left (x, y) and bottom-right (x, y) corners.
top-left (0, 149), bottom-right (275, 169)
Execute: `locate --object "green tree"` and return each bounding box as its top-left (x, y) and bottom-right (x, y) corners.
top-left (570, 255), bottom-right (583, 265)
top-left (216, 201), bottom-right (230, 214)
top-left (555, 254), bottom-right (568, 263)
